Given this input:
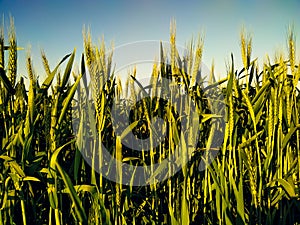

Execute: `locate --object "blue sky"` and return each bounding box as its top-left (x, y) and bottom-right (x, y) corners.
top-left (0, 0), bottom-right (299, 84)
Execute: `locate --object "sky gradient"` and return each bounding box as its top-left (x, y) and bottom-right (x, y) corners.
top-left (1, 0), bottom-right (300, 83)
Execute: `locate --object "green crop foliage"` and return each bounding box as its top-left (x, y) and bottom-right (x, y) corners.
top-left (0, 18), bottom-right (300, 225)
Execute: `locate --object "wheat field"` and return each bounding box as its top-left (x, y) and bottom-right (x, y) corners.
top-left (0, 18), bottom-right (300, 225)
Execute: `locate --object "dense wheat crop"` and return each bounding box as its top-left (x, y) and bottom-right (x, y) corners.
top-left (0, 18), bottom-right (300, 225)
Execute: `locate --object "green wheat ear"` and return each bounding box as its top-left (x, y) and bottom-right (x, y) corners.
top-left (240, 26), bottom-right (252, 72)
top-left (8, 16), bottom-right (17, 87)
top-left (41, 49), bottom-right (51, 77)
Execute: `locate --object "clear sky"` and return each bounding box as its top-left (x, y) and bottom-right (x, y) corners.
top-left (0, 0), bottom-right (299, 84)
